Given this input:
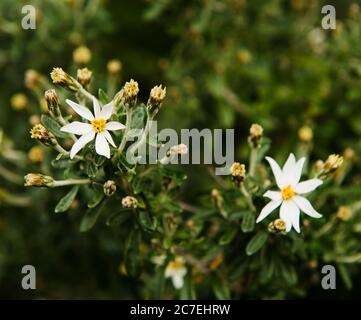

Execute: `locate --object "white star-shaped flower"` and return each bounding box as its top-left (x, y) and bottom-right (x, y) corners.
top-left (61, 98), bottom-right (125, 159)
top-left (256, 153), bottom-right (323, 233)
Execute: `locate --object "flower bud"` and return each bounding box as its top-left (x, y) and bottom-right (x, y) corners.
top-left (107, 59), bottom-right (122, 76)
top-left (123, 79), bottom-right (139, 107)
top-left (10, 93), bottom-right (28, 111)
top-left (77, 68), bottom-right (92, 88)
top-left (237, 49), bottom-right (252, 64)
top-left (122, 196), bottom-right (138, 209)
top-left (268, 219), bottom-right (287, 234)
top-left (30, 124), bottom-right (57, 146)
top-left (24, 69), bottom-right (41, 90)
top-left (51, 67), bottom-right (80, 92)
top-left (24, 173), bottom-right (55, 187)
top-left (336, 206), bottom-right (352, 222)
top-left (169, 144), bottom-right (188, 156)
top-left (28, 146), bottom-right (44, 164)
top-left (148, 85), bottom-right (166, 115)
top-left (248, 124), bottom-right (263, 148)
top-left (103, 180), bottom-right (117, 197)
top-left (73, 46), bottom-right (92, 64)
top-left (230, 162), bottom-right (246, 184)
top-left (298, 125), bottom-right (313, 143)
top-left (323, 154), bottom-right (343, 174)
top-left (343, 147), bottom-right (356, 163)
top-left (44, 89), bottom-right (61, 117)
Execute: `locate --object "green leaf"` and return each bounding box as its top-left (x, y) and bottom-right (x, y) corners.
top-left (98, 88), bottom-right (109, 104)
top-left (84, 161), bottom-right (97, 178)
top-left (337, 263), bottom-right (352, 290)
top-left (179, 273), bottom-right (196, 300)
top-left (87, 185), bottom-right (105, 208)
top-left (246, 231), bottom-right (268, 256)
top-left (138, 211), bottom-right (157, 232)
top-left (256, 137), bottom-right (271, 162)
top-left (219, 227), bottom-right (238, 245)
top-left (41, 115), bottom-right (70, 139)
top-left (106, 210), bottom-right (130, 227)
top-left (80, 200), bottom-right (106, 232)
top-left (212, 276), bottom-right (230, 300)
top-left (241, 211), bottom-right (255, 233)
top-left (131, 105), bottom-right (147, 129)
top-left (51, 158), bottom-right (78, 168)
top-left (124, 230), bottom-right (142, 278)
top-left (55, 186), bottom-right (79, 213)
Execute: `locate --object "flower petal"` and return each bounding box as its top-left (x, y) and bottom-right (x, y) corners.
top-left (288, 200), bottom-right (301, 233)
top-left (266, 156), bottom-right (285, 188)
top-left (70, 131), bottom-right (95, 159)
top-left (95, 132), bottom-right (110, 158)
top-left (106, 121), bottom-right (126, 131)
top-left (279, 201), bottom-right (294, 232)
top-left (290, 157), bottom-right (306, 186)
top-left (93, 97), bottom-right (101, 119)
top-left (294, 179), bottom-right (323, 194)
top-left (282, 153), bottom-right (296, 178)
top-left (172, 271), bottom-right (186, 289)
top-left (60, 122), bottom-right (92, 135)
top-left (100, 101), bottom-right (114, 120)
top-left (293, 195), bottom-right (322, 218)
top-left (256, 199), bottom-right (282, 223)
top-left (103, 130), bottom-right (116, 147)
top-left (66, 99), bottom-right (94, 121)
top-left (263, 190), bottom-right (282, 201)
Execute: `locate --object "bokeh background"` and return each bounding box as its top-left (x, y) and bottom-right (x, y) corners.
top-left (1, 0), bottom-right (361, 299)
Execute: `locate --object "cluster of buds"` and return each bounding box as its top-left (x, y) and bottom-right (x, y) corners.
top-left (122, 79), bottom-right (139, 107)
top-left (148, 85), bottom-right (166, 116)
top-left (50, 67), bottom-right (80, 92)
top-left (248, 124), bottom-right (263, 148)
top-left (24, 173), bottom-right (55, 188)
top-left (30, 124), bottom-right (57, 147)
top-left (315, 154), bottom-right (344, 179)
top-left (122, 196), bottom-right (138, 209)
top-left (268, 219), bottom-right (287, 234)
top-left (44, 89), bottom-right (61, 117)
top-left (103, 180), bottom-right (117, 197)
top-left (230, 162), bottom-right (246, 185)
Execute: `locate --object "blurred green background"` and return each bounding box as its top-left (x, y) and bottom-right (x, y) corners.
top-left (1, 0), bottom-right (361, 299)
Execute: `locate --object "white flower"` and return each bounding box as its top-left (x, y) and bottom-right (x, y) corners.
top-left (165, 257), bottom-right (187, 289)
top-left (61, 98), bottom-right (125, 159)
top-left (256, 153), bottom-right (323, 233)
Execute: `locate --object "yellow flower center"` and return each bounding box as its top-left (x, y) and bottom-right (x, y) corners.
top-left (91, 118), bottom-right (106, 133)
top-left (167, 260), bottom-right (184, 271)
top-left (281, 185), bottom-right (296, 200)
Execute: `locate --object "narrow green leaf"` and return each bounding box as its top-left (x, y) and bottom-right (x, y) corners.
top-left (55, 186), bottom-right (79, 213)
top-left (241, 211), bottom-right (255, 233)
top-left (80, 200), bottom-right (106, 232)
top-left (246, 231), bottom-right (268, 256)
top-left (138, 211), bottom-right (157, 232)
top-left (124, 230), bottom-right (142, 278)
top-left (337, 263), bottom-right (352, 290)
top-left (98, 88), bottom-right (109, 104)
top-left (219, 227), bottom-right (238, 245)
top-left (41, 115), bottom-right (70, 139)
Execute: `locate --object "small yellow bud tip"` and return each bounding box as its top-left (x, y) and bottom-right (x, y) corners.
top-left (11, 93), bottom-right (28, 111)
top-left (324, 154), bottom-right (344, 172)
top-left (336, 206), bottom-right (352, 222)
top-left (107, 59), bottom-right (122, 75)
top-left (73, 46), bottom-right (92, 64)
top-left (77, 68), bottom-right (92, 87)
top-left (124, 79), bottom-right (139, 99)
top-left (298, 126), bottom-right (313, 143)
top-left (230, 162), bottom-right (246, 179)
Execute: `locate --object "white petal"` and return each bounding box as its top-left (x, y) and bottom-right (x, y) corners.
top-left (172, 274), bottom-right (185, 289)
top-left (263, 190), bottom-right (282, 201)
top-left (290, 157), bottom-right (306, 186)
top-left (60, 122), bottom-right (92, 135)
top-left (93, 97), bottom-right (101, 119)
top-left (294, 179), bottom-right (323, 194)
top-left (103, 130), bottom-right (116, 147)
top-left (69, 131), bottom-right (95, 159)
top-left (66, 99), bottom-right (94, 121)
top-left (279, 201), bottom-right (293, 232)
top-left (100, 101), bottom-right (114, 120)
top-left (106, 121), bottom-right (126, 131)
top-left (266, 156), bottom-right (286, 188)
top-left (95, 132), bottom-right (110, 158)
top-left (289, 201), bottom-right (301, 233)
top-left (256, 199), bottom-right (282, 223)
top-left (293, 195), bottom-right (322, 218)
top-left (282, 153), bottom-right (296, 178)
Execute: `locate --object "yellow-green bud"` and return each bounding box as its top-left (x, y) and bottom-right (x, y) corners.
top-left (123, 79), bottom-right (139, 107)
top-left (73, 46), bottom-right (92, 65)
top-left (51, 67), bottom-right (80, 92)
top-left (77, 68), bottom-right (92, 88)
top-left (30, 124), bottom-right (57, 146)
top-left (268, 219), bottom-right (287, 234)
top-left (230, 162), bottom-right (246, 184)
top-left (24, 173), bottom-right (55, 187)
top-left (122, 196), bottom-right (138, 209)
top-left (107, 59), bottom-right (122, 76)
top-left (44, 89), bottom-right (61, 117)
top-left (248, 124), bottom-right (263, 148)
top-left (148, 85), bottom-right (166, 115)
top-left (336, 206), bottom-right (352, 222)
